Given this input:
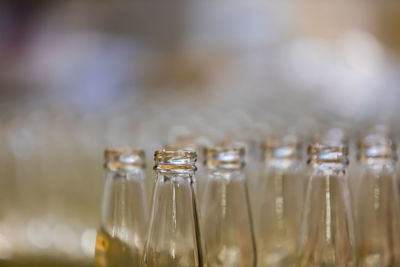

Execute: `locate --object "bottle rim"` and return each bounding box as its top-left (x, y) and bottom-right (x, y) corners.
top-left (154, 148), bottom-right (197, 171)
top-left (307, 143), bottom-right (349, 165)
top-left (204, 145), bottom-right (245, 169)
top-left (358, 134), bottom-right (397, 161)
top-left (262, 135), bottom-right (301, 160)
top-left (104, 147), bottom-right (146, 170)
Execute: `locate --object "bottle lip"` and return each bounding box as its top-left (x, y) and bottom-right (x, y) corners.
top-left (307, 143), bottom-right (349, 165)
top-left (104, 147), bottom-right (145, 170)
top-left (154, 148), bottom-right (197, 171)
top-left (204, 145), bottom-right (245, 169)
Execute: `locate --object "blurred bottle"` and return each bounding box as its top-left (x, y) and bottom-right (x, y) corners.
top-left (256, 135), bottom-right (304, 267)
top-left (220, 132), bottom-right (263, 221)
top-left (143, 149), bottom-right (202, 267)
top-left (298, 144), bottom-right (356, 267)
top-left (201, 145), bottom-right (256, 266)
top-left (95, 148), bottom-right (147, 267)
top-left (354, 133), bottom-right (400, 266)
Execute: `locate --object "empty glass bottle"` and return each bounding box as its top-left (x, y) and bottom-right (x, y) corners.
top-left (95, 148), bottom-right (147, 267)
top-left (201, 145), bottom-right (256, 267)
top-left (143, 149), bottom-right (202, 267)
top-left (354, 133), bottom-right (400, 266)
top-left (298, 144), bottom-right (356, 267)
top-left (256, 135), bottom-right (304, 267)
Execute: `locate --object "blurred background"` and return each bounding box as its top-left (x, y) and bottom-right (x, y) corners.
top-left (0, 0), bottom-right (400, 265)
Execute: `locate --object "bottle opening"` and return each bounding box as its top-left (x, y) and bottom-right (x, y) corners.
top-left (307, 143), bottom-right (349, 165)
top-left (204, 145), bottom-right (245, 169)
top-left (104, 148), bottom-right (145, 171)
top-left (154, 149), bottom-right (197, 172)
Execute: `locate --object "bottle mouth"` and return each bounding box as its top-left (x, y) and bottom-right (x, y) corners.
top-left (104, 147), bottom-right (145, 170)
top-left (262, 135), bottom-right (301, 160)
top-left (204, 145), bottom-right (245, 169)
top-left (154, 149), bottom-right (197, 171)
top-left (307, 143), bottom-right (349, 165)
top-left (358, 134), bottom-right (397, 161)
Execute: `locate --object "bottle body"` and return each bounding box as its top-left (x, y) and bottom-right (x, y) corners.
top-left (256, 136), bottom-right (304, 267)
top-left (298, 145), bottom-right (356, 267)
top-left (201, 146), bottom-right (256, 267)
top-left (144, 150), bottom-right (202, 267)
top-left (95, 149), bottom-right (147, 267)
top-left (256, 159), bottom-right (303, 267)
top-left (354, 134), bottom-right (400, 267)
top-left (355, 162), bottom-right (400, 266)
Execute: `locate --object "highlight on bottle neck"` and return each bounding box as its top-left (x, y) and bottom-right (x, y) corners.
top-left (153, 149), bottom-right (197, 173)
top-left (204, 145), bottom-right (246, 170)
top-left (262, 134), bottom-right (301, 161)
top-left (307, 143), bottom-right (349, 165)
top-left (104, 147), bottom-right (145, 172)
top-left (358, 134), bottom-right (397, 162)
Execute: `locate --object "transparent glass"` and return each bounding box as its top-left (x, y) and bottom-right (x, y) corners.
top-left (144, 150), bottom-right (202, 267)
top-left (201, 146), bottom-right (256, 267)
top-left (95, 148), bottom-right (147, 267)
top-left (354, 136), bottom-right (400, 267)
top-left (298, 145), bottom-right (356, 267)
top-left (256, 140), bottom-right (304, 267)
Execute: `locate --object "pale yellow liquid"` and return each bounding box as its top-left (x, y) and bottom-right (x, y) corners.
top-left (94, 228), bottom-right (141, 267)
top-left (0, 258), bottom-right (93, 267)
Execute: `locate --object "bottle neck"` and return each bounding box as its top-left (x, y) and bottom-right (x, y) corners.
top-left (145, 161), bottom-right (201, 266)
top-left (100, 167), bottom-right (146, 235)
top-left (154, 169), bottom-right (195, 184)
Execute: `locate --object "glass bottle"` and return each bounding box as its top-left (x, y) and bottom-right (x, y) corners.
top-left (354, 134), bottom-right (400, 266)
top-left (201, 145), bottom-right (256, 267)
top-left (298, 144), bottom-right (356, 267)
top-left (95, 148), bottom-right (147, 267)
top-left (143, 149), bottom-right (202, 267)
top-left (256, 135), bottom-right (304, 266)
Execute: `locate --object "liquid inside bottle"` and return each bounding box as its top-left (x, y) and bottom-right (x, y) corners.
top-left (256, 135), bottom-right (304, 267)
top-left (298, 144), bottom-right (356, 267)
top-left (355, 133), bottom-right (400, 267)
top-left (201, 145), bottom-right (256, 267)
top-left (95, 148), bottom-right (147, 267)
top-left (143, 149), bottom-right (202, 267)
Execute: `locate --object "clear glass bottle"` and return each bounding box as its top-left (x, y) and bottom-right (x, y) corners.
top-left (95, 148), bottom-right (147, 267)
top-left (298, 144), bottom-right (356, 267)
top-left (256, 135), bottom-right (304, 267)
top-left (201, 145), bottom-right (256, 267)
top-left (143, 149), bottom-right (202, 267)
top-left (354, 134), bottom-right (400, 266)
